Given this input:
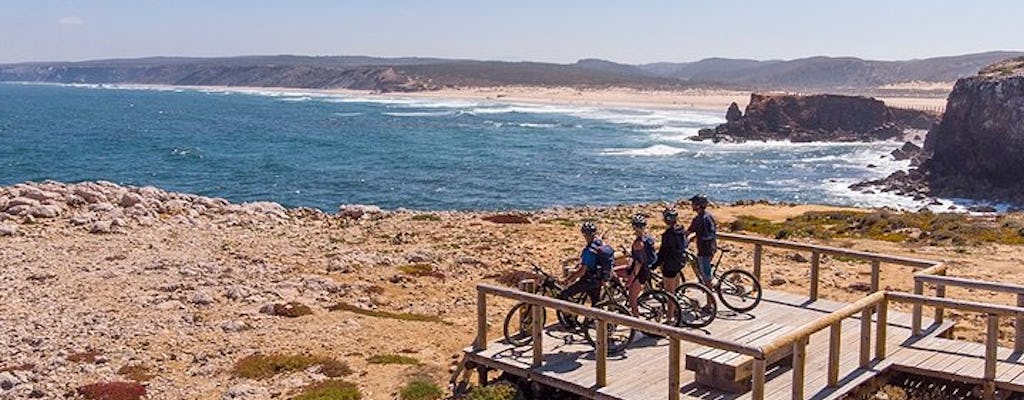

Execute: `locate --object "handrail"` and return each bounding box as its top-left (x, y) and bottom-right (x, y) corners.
top-left (719, 233), bottom-right (938, 268)
top-left (885, 292), bottom-right (1024, 318)
top-left (475, 284), bottom-right (763, 357)
top-left (914, 274), bottom-right (1024, 295)
top-left (760, 292), bottom-right (885, 356)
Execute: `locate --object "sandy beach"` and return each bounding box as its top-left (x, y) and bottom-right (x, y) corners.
top-left (107, 83), bottom-right (951, 114)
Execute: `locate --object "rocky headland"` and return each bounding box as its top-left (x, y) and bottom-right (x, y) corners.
top-left (851, 57), bottom-right (1024, 206)
top-left (696, 93), bottom-right (939, 142)
top-left (2, 181), bottom-right (1023, 399)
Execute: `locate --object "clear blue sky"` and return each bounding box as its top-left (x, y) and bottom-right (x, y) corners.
top-left (2, 0), bottom-right (1021, 64)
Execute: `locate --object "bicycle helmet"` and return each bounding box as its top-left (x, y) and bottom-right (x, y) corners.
top-left (662, 208), bottom-right (678, 221)
top-left (689, 194), bottom-right (710, 207)
top-left (630, 214), bottom-right (647, 228)
top-left (580, 221), bottom-right (598, 235)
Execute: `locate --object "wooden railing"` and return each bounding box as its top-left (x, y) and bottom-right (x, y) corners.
top-left (719, 233), bottom-right (938, 300)
top-left (912, 271), bottom-right (1024, 352)
top-left (882, 292), bottom-right (1024, 400)
top-left (474, 284), bottom-right (765, 400)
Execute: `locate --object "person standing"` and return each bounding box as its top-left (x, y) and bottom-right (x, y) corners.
top-left (687, 194), bottom-right (717, 286)
top-left (652, 208), bottom-right (687, 300)
top-left (625, 214), bottom-right (656, 316)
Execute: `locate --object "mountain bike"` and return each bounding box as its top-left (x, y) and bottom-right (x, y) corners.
top-left (502, 265), bottom-right (589, 347)
top-left (684, 247), bottom-right (763, 313)
top-left (650, 268), bottom-right (717, 328)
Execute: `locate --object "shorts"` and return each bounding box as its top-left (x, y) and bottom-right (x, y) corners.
top-left (697, 256), bottom-right (713, 281)
top-left (662, 265), bottom-right (683, 279)
top-left (629, 264), bottom-right (651, 285)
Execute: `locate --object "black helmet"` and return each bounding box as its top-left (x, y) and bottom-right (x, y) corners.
top-left (662, 208), bottom-right (678, 221)
top-left (580, 221), bottom-right (598, 235)
top-left (631, 214), bottom-right (647, 228)
top-left (689, 194), bottom-right (710, 207)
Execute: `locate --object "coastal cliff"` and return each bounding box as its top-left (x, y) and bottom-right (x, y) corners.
top-left (697, 93), bottom-right (938, 142)
top-left (852, 57), bottom-right (1024, 205)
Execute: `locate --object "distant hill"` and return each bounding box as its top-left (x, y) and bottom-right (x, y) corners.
top-left (2, 51), bottom-right (1021, 92)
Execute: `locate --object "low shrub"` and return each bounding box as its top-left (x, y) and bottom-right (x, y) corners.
top-left (411, 214), bottom-right (442, 222)
top-left (327, 302), bottom-right (452, 325)
top-left (116, 365), bottom-right (155, 382)
top-left (76, 381), bottom-right (146, 400)
top-left (292, 380), bottom-right (361, 400)
top-left (367, 354), bottom-right (421, 365)
top-left (271, 301), bottom-right (313, 318)
top-left (68, 350), bottom-right (103, 364)
top-left (232, 353), bottom-right (352, 380)
top-left (398, 264), bottom-right (446, 279)
top-left (482, 214), bottom-right (530, 224)
top-left (466, 382), bottom-right (519, 400)
top-left (398, 380), bottom-right (444, 400)
top-left (0, 363), bottom-right (34, 373)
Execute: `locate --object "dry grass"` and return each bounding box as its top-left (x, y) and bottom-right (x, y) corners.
top-left (367, 354), bottom-right (421, 366)
top-left (232, 353), bottom-right (352, 380)
top-left (0, 363), bottom-right (34, 373)
top-left (398, 264), bottom-right (446, 279)
top-left (116, 365), bottom-right (155, 382)
top-left (327, 302), bottom-right (452, 325)
top-left (398, 380), bottom-right (443, 400)
top-left (271, 301), bottom-right (314, 318)
top-left (68, 350), bottom-right (103, 364)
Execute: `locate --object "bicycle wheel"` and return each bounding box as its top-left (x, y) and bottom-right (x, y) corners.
top-left (636, 290), bottom-right (680, 338)
top-left (674, 282), bottom-right (717, 328)
top-left (716, 269), bottom-right (762, 312)
top-left (583, 301), bottom-right (636, 354)
top-left (555, 291), bottom-right (589, 331)
top-left (503, 302), bottom-right (547, 346)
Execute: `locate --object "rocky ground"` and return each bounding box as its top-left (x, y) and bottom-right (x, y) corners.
top-left (1, 181), bottom-right (1022, 400)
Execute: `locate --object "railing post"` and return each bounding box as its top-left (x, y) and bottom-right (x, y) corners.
top-left (751, 358), bottom-right (766, 400)
top-left (792, 336), bottom-right (807, 400)
top-left (828, 322), bottom-right (841, 387)
top-left (876, 298), bottom-right (888, 360)
top-left (669, 338), bottom-right (680, 400)
top-left (984, 314), bottom-right (999, 400)
top-left (934, 282), bottom-right (946, 325)
top-left (475, 290), bottom-right (487, 351)
top-left (860, 307), bottom-right (872, 368)
top-left (530, 303), bottom-right (544, 367)
top-left (911, 279), bottom-right (923, 336)
top-left (870, 260), bottom-right (881, 292)
top-left (1016, 294), bottom-right (1024, 352)
top-left (753, 244), bottom-right (763, 281)
top-left (810, 251), bottom-right (820, 301)
top-left (596, 320), bottom-right (607, 387)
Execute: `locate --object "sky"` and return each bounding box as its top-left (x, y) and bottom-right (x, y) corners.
top-left (2, 0), bottom-right (1022, 64)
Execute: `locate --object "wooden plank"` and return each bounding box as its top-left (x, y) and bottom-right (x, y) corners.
top-left (753, 244), bottom-right (763, 281)
top-left (886, 292), bottom-right (1024, 318)
top-left (915, 274), bottom-right (1024, 295)
top-left (876, 299), bottom-right (888, 360)
top-left (912, 280), bottom-right (923, 335)
top-left (828, 322), bottom-right (841, 387)
top-left (475, 291), bottom-right (487, 350)
top-left (669, 338), bottom-right (680, 400)
top-left (751, 358), bottom-right (766, 400)
top-left (986, 314), bottom-right (999, 380)
top-left (810, 251), bottom-right (820, 301)
top-left (718, 233), bottom-right (939, 267)
top-left (792, 336), bottom-right (808, 400)
top-left (596, 319), bottom-right (607, 387)
top-left (1017, 294), bottom-right (1024, 352)
top-left (860, 307), bottom-right (872, 368)
top-left (871, 260), bottom-right (881, 293)
top-left (532, 304), bottom-right (544, 367)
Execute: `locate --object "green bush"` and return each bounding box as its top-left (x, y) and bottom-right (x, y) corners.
top-left (466, 382), bottom-right (518, 400)
top-left (411, 214), bottom-right (442, 222)
top-left (399, 380), bottom-right (444, 400)
top-left (293, 380), bottom-right (362, 400)
top-left (367, 354), bottom-right (421, 365)
top-left (327, 302), bottom-right (452, 325)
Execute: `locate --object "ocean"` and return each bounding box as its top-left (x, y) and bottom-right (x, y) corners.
top-left (0, 82), bottom-right (939, 211)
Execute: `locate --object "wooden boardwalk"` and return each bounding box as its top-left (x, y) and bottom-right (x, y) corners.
top-left (458, 233), bottom-right (1024, 399)
top-left (465, 290), bottom-right (962, 400)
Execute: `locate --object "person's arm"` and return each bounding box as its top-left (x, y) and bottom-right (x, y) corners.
top-left (652, 235), bottom-right (666, 268)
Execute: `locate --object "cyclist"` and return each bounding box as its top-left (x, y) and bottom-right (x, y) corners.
top-left (652, 209), bottom-right (687, 301)
top-left (625, 214), bottom-right (656, 316)
top-left (559, 221), bottom-right (614, 308)
top-left (686, 194), bottom-right (717, 286)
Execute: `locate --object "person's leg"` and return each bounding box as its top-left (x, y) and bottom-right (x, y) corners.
top-left (697, 256), bottom-right (713, 286)
top-left (663, 267), bottom-right (681, 318)
top-left (627, 275), bottom-right (642, 316)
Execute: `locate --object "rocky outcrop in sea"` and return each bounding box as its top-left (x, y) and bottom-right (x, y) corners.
top-left (851, 57), bottom-right (1024, 205)
top-left (697, 93), bottom-right (939, 142)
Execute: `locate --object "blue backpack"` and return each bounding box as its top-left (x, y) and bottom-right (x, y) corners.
top-left (589, 241), bottom-right (615, 280)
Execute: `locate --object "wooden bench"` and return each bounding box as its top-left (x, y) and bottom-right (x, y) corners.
top-left (684, 322), bottom-right (794, 393)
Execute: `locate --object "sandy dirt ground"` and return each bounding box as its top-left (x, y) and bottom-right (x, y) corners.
top-left (1, 182), bottom-right (1020, 399)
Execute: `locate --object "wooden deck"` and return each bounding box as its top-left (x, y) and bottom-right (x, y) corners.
top-left (464, 290), bottom-right (975, 400)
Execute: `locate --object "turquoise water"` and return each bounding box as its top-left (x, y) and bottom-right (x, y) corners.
top-left (0, 83), bottom-right (920, 211)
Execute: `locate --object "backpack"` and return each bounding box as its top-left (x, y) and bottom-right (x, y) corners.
top-left (586, 240), bottom-right (616, 280)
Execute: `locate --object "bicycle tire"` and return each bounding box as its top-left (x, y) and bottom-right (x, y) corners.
top-left (716, 269), bottom-right (762, 313)
top-left (582, 301), bottom-right (636, 354)
top-left (555, 291), bottom-right (589, 331)
top-left (635, 290), bottom-right (680, 338)
top-left (502, 302), bottom-right (547, 346)
top-left (674, 282), bottom-right (717, 328)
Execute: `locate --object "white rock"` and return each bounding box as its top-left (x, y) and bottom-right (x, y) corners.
top-left (155, 300), bottom-right (184, 310)
top-left (338, 204), bottom-right (384, 219)
top-left (220, 320), bottom-right (251, 333)
top-left (191, 291), bottom-right (215, 305)
top-left (73, 187), bottom-right (105, 204)
top-left (89, 202), bottom-right (116, 213)
top-left (69, 215), bottom-right (93, 226)
top-left (5, 197), bottom-right (40, 210)
top-left (225, 286), bottom-right (250, 301)
top-left (28, 205), bottom-right (60, 219)
top-left (0, 371), bottom-right (20, 391)
top-left (120, 192), bottom-right (144, 208)
top-left (89, 221), bottom-right (112, 234)
top-left (0, 224), bottom-right (15, 236)
top-left (161, 199), bottom-right (189, 214)
top-left (223, 383), bottom-right (268, 399)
